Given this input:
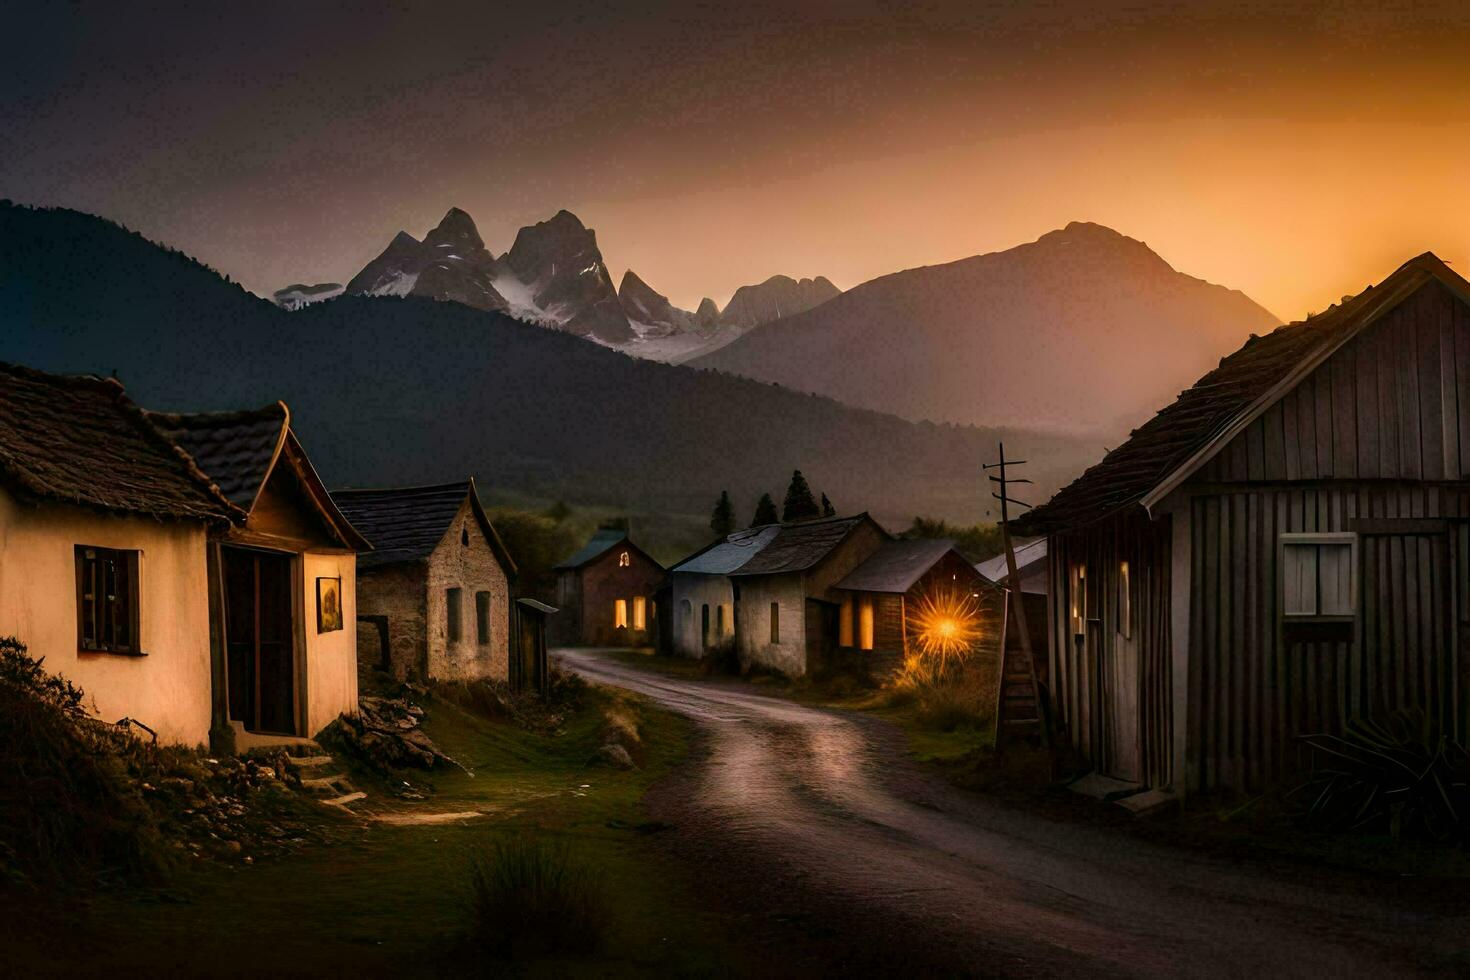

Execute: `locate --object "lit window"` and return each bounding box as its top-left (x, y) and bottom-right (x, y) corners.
top-left (615, 599), bottom-right (629, 629)
top-left (839, 594), bottom-right (854, 647)
top-left (1070, 564), bottom-right (1086, 637)
top-left (770, 602), bottom-right (780, 643)
top-left (1118, 561), bottom-right (1131, 640)
top-left (859, 596), bottom-right (875, 651)
top-left (1281, 534), bottom-right (1355, 621)
top-left (619, 551), bottom-right (630, 567)
top-left (633, 596), bottom-right (647, 630)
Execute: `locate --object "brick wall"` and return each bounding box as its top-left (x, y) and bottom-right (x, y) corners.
top-left (424, 498), bottom-right (512, 681)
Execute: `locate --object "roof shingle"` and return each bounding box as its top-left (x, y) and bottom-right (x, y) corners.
top-left (832, 538), bottom-right (958, 593)
top-left (331, 480), bottom-right (511, 571)
top-left (729, 513), bottom-right (876, 577)
top-left (147, 404), bottom-right (286, 510)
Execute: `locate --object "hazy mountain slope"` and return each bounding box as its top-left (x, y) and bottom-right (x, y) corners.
top-left (0, 203), bottom-right (1096, 525)
top-left (718, 274), bottom-right (840, 329)
top-left (693, 222), bottom-right (1280, 433)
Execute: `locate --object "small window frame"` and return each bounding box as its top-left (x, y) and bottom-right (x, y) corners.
top-left (75, 545), bottom-right (142, 655)
top-left (475, 591), bottom-right (491, 645)
top-left (769, 602), bottom-right (780, 644)
top-left (447, 587), bottom-right (464, 642)
top-left (1278, 532), bottom-right (1358, 625)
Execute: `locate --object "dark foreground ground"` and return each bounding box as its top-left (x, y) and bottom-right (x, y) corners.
top-left (558, 648), bottom-right (1470, 979)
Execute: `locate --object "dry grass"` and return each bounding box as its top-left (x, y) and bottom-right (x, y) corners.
top-left (467, 837), bottom-right (611, 958)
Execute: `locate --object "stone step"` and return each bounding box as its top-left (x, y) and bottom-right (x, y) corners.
top-left (300, 775), bottom-right (354, 796)
top-left (321, 792), bottom-right (367, 807)
top-left (288, 755), bottom-right (336, 769)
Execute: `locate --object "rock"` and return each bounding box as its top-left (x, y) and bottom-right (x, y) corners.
top-left (593, 743), bottom-right (635, 770)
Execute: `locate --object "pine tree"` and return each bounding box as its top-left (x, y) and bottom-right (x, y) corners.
top-left (710, 490), bottom-right (735, 537)
top-left (820, 492), bottom-right (835, 517)
top-left (782, 470), bottom-right (820, 522)
top-left (752, 493), bottom-right (779, 527)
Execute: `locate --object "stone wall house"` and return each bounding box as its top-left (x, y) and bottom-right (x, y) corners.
top-left (0, 365), bottom-right (241, 746)
top-left (832, 538), bottom-right (1001, 681)
top-left (330, 481), bottom-right (517, 683)
top-left (551, 527), bottom-right (665, 647)
top-left (668, 525), bottom-right (780, 658)
top-left (728, 514), bottom-right (889, 676)
top-left (149, 403), bottom-right (370, 748)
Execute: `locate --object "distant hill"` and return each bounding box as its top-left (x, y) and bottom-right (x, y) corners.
top-left (0, 203), bottom-right (1096, 527)
top-left (692, 222), bottom-right (1280, 433)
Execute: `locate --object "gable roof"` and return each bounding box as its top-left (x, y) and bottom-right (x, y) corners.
top-left (150, 404), bottom-right (369, 551)
top-left (670, 525), bottom-right (781, 575)
top-left (976, 537), bottom-right (1048, 595)
top-left (331, 479), bottom-right (514, 573)
top-left (730, 513), bottom-right (881, 577)
top-left (832, 537), bottom-right (965, 594)
top-left (1019, 253), bottom-right (1470, 535)
top-left (0, 363), bottom-right (238, 523)
top-left (554, 527), bottom-right (663, 572)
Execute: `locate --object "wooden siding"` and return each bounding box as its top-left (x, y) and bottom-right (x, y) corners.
top-left (1185, 484), bottom-right (1470, 792)
top-left (1197, 281), bottom-right (1470, 486)
top-left (1047, 512), bottom-right (1173, 787)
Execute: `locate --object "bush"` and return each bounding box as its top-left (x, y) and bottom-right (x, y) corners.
top-left (468, 837), bottom-right (611, 958)
top-left (916, 685), bottom-right (986, 732)
top-left (0, 636), bottom-right (172, 889)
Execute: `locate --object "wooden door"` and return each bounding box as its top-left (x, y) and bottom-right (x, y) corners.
top-left (1360, 530), bottom-right (1455, 733)
top-left (223, 547), bottom-right (297, 736)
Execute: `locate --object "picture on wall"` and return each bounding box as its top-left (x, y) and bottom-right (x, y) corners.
top-left (317, 576), bottom-right (342, 633)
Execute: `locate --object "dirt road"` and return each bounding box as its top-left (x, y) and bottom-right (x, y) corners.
top-left (556, 649), bottom-right (1469, 978)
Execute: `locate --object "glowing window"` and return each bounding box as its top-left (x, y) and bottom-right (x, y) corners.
top-left (619, 551), bottom-right (630, 567)
top-left (615, 599), bottom-right (629, 629)
top-left (1118, 561), bottom-right (1131, 640)
top-left (859, 596), bottom-right (875, 651)
top-left (633, 596), bottom-right (647, 630)
top-left (1070, 565), bottom-right (1086, 637)
top-left (839, 595), bottom-right (854, 647)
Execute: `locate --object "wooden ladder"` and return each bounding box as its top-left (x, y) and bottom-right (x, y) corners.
top-left (994, 593), bottom-right (1043, 740)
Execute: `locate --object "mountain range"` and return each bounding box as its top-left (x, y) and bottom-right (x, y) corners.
top-left (691, 222), bottom-right (1280, 432)
top-left (314, 207), bottom-right (839, 359)
top-left (0, 202), bottom-right (1094, 538)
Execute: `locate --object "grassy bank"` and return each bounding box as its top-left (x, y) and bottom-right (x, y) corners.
top-left (1, 678), bottom-right (740, 978)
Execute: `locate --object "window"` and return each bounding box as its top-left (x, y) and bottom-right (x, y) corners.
top-left (615, 598), bottom-right (629, 629)
top-left (1069, 564), bottom-right (1086, 637)
top-left (475, 591), bottom-right (491, 644)
top-left (632, 596), bottom-right (647, 630)
top-left (858, 595), bottom-right (875, 651)
top-left (770, 602), bottom-right (780, 643)
top-left (447, 588), bottom-right (463, 642)
top-left (715, 604), bottom-right (725, 638)
top-left (1118, 561), bottom-right (1132, 640)
top-left (1281, 533), bottom-right (1356, 621)
top-left (76, 546), bottom-right (140, 654)
top-left (619, 551), bottom-right (630, 567)
top-left (839, 595), bottom-right (854, 647)
top-left (701, 603), bottom-right (710, 646)
top-left (461, 524), bottom-right (469, 546)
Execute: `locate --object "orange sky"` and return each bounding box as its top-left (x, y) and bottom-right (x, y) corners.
top-left (6, 2), bottom-right (1470, 323)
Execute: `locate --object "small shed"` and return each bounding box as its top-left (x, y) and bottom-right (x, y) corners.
top-left (551, 527), bottom-right (665, 647)
top-left (511, 598), bottom-right (557, 694)
top-left (668, 525), bottom-right (780, 658)
top-left (331, 480), bottom-right (517, 683)
top-left (832, 539), bottom-right (1001, 680)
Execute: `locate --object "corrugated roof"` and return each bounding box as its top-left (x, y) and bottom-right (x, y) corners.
top-left (670, 525), bottom-right (780, 575)
top-left (1018, 253), bottom-right (1470, 535)
top-left (0, 362), bottom-right (238, 522)
top-left (976, 537), bottom-right (1048, 585)
top-left (729, 513), bottom-right (876, 577)
top-left (147, 404), bottom-right (287, 510)
top-left (333, 481), bottom-right (510, 570)
top-left (832, 538), bottom-right (958, 593)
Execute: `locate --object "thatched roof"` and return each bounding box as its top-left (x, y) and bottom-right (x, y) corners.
top-left (0, 362), bottom-right (238, 523)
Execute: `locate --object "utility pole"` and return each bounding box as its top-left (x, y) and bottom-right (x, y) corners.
top-left (985, 442), bottom-right (1051, 748)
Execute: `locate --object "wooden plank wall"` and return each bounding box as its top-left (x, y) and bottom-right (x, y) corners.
top-left (1197, 281), bottom-right (1470, 485)
top-left (1187, 484), bottom-right (1470, 793)
top-left (1047, 512), bottom-right (1173, 787)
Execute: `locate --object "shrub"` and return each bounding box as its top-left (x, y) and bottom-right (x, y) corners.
top-left (916, 685), bottom-right (985, 732)
top-left (468, 837), bottom-right (610, 958)
top-left (0, 636), bottom-right (171, 889)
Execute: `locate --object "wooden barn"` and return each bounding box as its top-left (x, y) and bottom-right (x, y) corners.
top-left (1019, 253), bottom-right (1470, 797)
top-left (831, 538), bottom-right (1001, 680)
top-left (550, 526), bottom-right (665, 647)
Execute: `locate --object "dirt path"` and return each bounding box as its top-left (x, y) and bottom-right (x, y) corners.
top-left (556, 648), bottom-right (1470, 978)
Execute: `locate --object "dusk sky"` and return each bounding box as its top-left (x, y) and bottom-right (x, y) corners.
top-left (6, 1), bottom-right (1470, 319)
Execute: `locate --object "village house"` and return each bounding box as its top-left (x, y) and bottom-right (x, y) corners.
top-left (1019, 253), bottom-right (1470, 798)
top-left (149, 403), bottom-right (370, 749)
top-left (551, 526), bottom-right (665, 647)
top-left (728, 513), bottom-right (888, 676)
top-left (330, 481), bottom-right (518, 684)
top-left (831, 538), bottom-right (1000, 680)
top-left (668, 525), bottom-right (780, 658)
